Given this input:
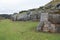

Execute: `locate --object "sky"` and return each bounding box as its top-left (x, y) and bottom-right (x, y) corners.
top-left (0, 0), bottom-right (52, 14)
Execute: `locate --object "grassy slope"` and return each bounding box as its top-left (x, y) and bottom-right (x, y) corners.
top-left (0, 19), bottom-right (60, 40)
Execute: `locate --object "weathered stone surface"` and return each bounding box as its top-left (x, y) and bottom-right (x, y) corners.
top-left (43, 23), bottom-right (49, 32)
top-left (55, 24), bottom-right (60, 33)
top-left (29, 10), bottom-right (40, 21)
top-left (17, 14), bottom-right (30, 21)
top-left (37, 21), bottom-right (44, 31)
top-left (11, 14), bottom-right (17, 21)
top-left (37, 13), bottom-right (60, 33)
top-left (49, 14), bottom-right (60, 24)
top-left (50, 24), bottom-right (56, 32)
top-left (37, 13), bottom-right (49, 31)
top-left (17, 14), bottom-right (29, 21)
top-left (56, 3), bottom-right (60, 9)
top-left (43, 21), bottom-right (50, 32)
top-left (11, 10), bottom-right (41, 21)
top-left (40, 13), bottom-right (48, 21)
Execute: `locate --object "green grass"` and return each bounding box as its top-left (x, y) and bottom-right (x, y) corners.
top-left (0, 19), bottom-right (60, 40)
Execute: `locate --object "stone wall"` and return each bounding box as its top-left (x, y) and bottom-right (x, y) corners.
top-left (37, 12), bottom-right (60, 33)
top-left (11, 9), bottom-right (41, 21)
top-left (29, 10), bottom-right (41, 21)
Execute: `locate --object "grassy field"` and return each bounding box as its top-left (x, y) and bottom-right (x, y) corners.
top-left (0, 19), bottom-right (60, 40)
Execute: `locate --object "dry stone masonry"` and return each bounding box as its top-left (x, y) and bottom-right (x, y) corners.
top-left (37, 9), bottom-right (60, 33)
top-left (11, 0), bottom-right (60, 33)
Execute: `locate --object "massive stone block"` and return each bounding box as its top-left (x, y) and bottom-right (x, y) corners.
top-left (17, 14), bottom-right (28, 21)
top-left (49, 14), bottom-right (60, 24)
top-left (37, 13), bottom-right (49, 32)
top-left (11, 14), bottom-right (17, 21)
top-left (55, 24), bottom-right (60, 33)
top-left (37, 21), bottom-right (44, 31)
top-left (37, 12), bottom-right (60, 33)
top-left (29, 11), bottom-right (41, 21)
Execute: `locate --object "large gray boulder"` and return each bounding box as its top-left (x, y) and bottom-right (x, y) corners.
top-left (11, 9), bottom-right (41, 21)
top-left (37, 22), bottom-right (44, 31)
top-left (11, 14), bottom-right (18, 21)
top-left (55, 24), bottom-right (60, 33)
top-left (37, 13), bottom-right (58, 33)
top-left (17, 13), bottom-right (30, 21)
top-left (37, 13), bottom-right (49, 31)
top-left (49, 14), bottom-right (60, 24)
top-left (29, 10), bottom-right (41, 21)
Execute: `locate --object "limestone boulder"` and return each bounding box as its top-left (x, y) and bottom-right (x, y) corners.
top-left (29, 10), bottom-right (41, 21)
top-left (17, 13), bottom-right (30, 21)
top-left (37, 22), bottom-right (44, 31)
top-left (49, 14), bottom-right (60, 24)
top-left (55, 24), bottom-right (60, 33)
top-left (11, 14), bottom-right (17, 21)
top-left (37, 13), bottom-right (48, 32)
